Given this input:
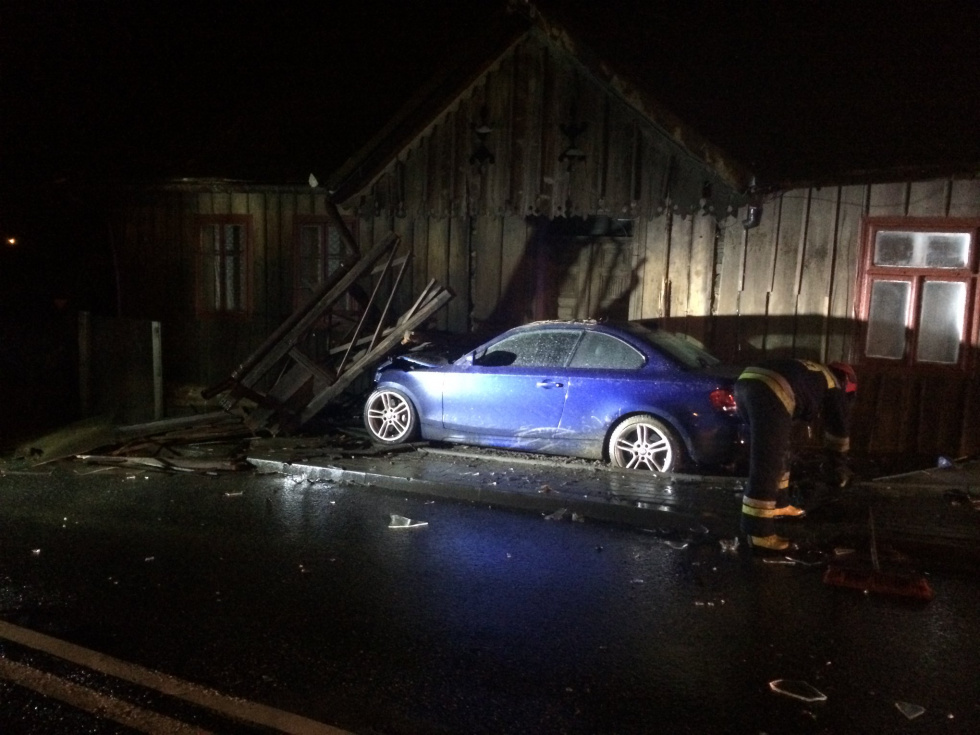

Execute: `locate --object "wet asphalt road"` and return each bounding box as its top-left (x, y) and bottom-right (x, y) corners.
top-left (1, 465), bottom-right (978, 734)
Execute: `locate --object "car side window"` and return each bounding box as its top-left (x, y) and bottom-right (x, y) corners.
top-left (569, 332), bottom-right (645, 369)
top-left (475, 330), bottom-right (581, 367)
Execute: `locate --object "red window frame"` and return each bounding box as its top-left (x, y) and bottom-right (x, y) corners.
top-left (196, 215), bottom-right (252, 318)
top-left (856, 217), bottom-right (980, 369)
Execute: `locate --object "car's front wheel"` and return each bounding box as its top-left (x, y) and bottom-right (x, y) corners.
top-left (364, 388), bottom-right (420, 445)
top-left (608, 415), bottom-right (681, 473)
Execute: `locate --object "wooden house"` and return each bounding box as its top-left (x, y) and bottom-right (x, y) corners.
top-left (109, 6), bottom-right (979, 458)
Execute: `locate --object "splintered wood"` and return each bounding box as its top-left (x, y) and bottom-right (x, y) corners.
top-left (202, 230), bottom-right (453, 434)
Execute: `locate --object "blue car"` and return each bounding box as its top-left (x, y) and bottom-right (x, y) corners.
top-left (363, 320), bottom-right (743, 473)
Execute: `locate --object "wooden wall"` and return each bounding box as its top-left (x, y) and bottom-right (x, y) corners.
top-left (700, 177), bottom-right (980, 458)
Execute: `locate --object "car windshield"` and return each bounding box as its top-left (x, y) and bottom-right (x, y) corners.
top-left (619, 322), bottom-right (720, 369)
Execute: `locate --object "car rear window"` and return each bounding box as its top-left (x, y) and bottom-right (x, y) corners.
top-left (569, 332), bottom-right (645, 369)
top-left (620, 322), bottom-right (720, 369)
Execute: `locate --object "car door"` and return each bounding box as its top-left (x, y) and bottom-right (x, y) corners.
top-left (441, 329), bottom-right (580, 437)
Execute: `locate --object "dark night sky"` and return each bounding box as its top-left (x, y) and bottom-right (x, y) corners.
top-left (2, 0), bottom-right (979, 188)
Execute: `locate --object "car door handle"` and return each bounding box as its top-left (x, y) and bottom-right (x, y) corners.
top-left (536, 380), bottom-right (564, 388)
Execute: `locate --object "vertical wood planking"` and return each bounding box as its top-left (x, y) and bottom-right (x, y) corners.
top-left (393, 216), bottom-right (415, 295)
top-left (486, 53), bottom-right (514, 215)
top-left (639, 214), bottom-right (669, 319)
top-left (794, 186), bottom-right (838, 361)
top-left (447, 217), bottom-right (470, 332)
top-left (713, 214), bottom-right (746, 351)
top-left (522, 37), bottom-right (546, 216)
top-left (686, 214), bottom-right (715, 344)
top-left (907, 179), bottom-right (949, 217)
top-left (764, 190), bottom-right (807, 355)
top-left (535, 48), bottom-right (563, 217)
top-left (868, 182), bottom-right (908, 216)
top-left (509, 37), bottom-right (531, 217)
top-left (412, 215), bottom-right (430, 306)
top-left (427, 216), bottom-right (450, 330)
top-left (601, 106), bottom-right (634, 216)
top-left (949, 178), bottom-right (980, 217)
top-left (499, 214), bottom-right (530, 326)
top-left (666, 213), bottom-right (693, 327)
top-left (826, 185), bottom-right (867, 361)
top-left (739, 195), bottom-right (780, 357)
top-left (471, 215), bottom-right (503, 327)
top-left (248, 192), bottom-right (268, 317)
top-left (404, 144), bottom-right (425, 218)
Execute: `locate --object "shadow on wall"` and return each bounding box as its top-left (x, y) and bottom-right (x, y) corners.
top-left (668, 313), bottom-right (980, 462)
top-left (480, 215), bottom-right (637, 336)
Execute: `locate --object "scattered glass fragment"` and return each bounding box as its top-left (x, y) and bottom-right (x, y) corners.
top-left (388, 514), bottom-right (428, 529)
top-left (665, 540), bottom-right (689, 549)
top-left (224, 491), bottom-right (243, 497)
top-left (895, 702), bottom-right (925, 720)
top-left (936, 456), bottom-right (953, 468)
top-left (769, 679), bottom-right (827, 702)
top-left (833, 547), bottom-right (855, 557)
top-left (31, 549), bottom-right (41, 556)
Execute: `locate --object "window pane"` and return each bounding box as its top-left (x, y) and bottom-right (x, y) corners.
top-left (865, 280), bottom-right (910, 359)
top-left (925, 234), bottom-right (969, 268)
top-left (916, 281), bottom-right (966, 364)
top-left (874, 230), bottom-right (970, 268)
top-left (569, 332), bottom-right (644, 369)
top-left (874, 232), bottom-right (914, 266)
top-left (478, 330), bottom-right (581, 367)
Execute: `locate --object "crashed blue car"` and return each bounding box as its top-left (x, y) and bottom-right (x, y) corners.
top-left (363, 320), bottom-right (743, 473)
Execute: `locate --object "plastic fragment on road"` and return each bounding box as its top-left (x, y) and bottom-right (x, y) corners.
top-left (895, 701), bottom-right (925, 720)
top-left (544, 508), bottom-right (570, 521)
top-left (719, 537), bottom-right (740, 553)
top-left (769, 679), bottom-right (827, 702)
top-left (388, 514), bottom-right (428, 529)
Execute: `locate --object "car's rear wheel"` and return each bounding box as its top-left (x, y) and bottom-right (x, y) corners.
top-left (608, 415), bottom-right (681, 473)
top-left (364, 388), bottom-right (420, 445)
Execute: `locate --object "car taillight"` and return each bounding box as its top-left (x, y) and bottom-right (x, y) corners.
top-left (709, 388), bottom-right (738, 414)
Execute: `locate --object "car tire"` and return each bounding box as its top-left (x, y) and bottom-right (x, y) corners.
top-left (364, 388), bottom-right (420, 445)
top-left (607, 414), bottom-right (681, 473)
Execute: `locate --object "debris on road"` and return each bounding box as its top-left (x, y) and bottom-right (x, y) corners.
top-left (768, 679), bottom-right (827, 703)
top-left (895, 701), bottom-right (925, 720)
top-left (388, 514), bottom-right (428, 529)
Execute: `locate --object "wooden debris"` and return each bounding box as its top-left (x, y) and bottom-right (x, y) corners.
top-left (203, 229), bottom-right (453, 434)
